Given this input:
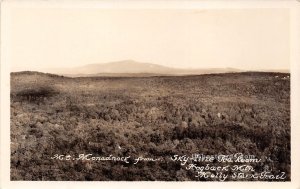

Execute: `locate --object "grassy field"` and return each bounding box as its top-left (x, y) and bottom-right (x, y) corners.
top-left (10, 71), bottom-right (290, 181)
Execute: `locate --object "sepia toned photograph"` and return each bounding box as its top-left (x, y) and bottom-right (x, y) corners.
top-left (2, 1), bottom-right (299, 185)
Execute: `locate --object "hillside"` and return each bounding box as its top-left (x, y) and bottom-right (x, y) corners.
top-left (10, 71), bottom-right (290, 181)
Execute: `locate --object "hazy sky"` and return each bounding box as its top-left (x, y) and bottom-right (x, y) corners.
top-left (10, 8), bottom-right (289, 71)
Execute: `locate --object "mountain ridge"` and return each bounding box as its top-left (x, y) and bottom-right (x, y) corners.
top-left (43, 60), bottom-right (244, 76)
top-left (38, 60), bottom-right (289, 77)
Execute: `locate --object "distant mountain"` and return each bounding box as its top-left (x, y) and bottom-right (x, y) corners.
top-left (45, 60), bottom-right (242, 77)
top-left (78, 60), bottom-right (178, 74)
top-left (47, 60), bottom-right (176, 75)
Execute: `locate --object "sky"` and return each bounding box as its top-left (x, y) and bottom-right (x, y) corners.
top-left (9, 8), bottom-right (290, 71)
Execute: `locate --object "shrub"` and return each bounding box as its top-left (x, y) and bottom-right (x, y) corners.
top-left (15, 85), bottom-right (59, 102)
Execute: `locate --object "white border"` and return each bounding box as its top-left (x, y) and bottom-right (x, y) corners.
top-left (1, 1), bottom-right (300, 189)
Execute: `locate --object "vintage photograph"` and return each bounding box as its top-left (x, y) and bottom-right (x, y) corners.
top-left (8, 7), bottom-right (290, 181)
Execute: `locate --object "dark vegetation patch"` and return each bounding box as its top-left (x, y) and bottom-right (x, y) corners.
top-left (14, 86), bottom-right (59, 102)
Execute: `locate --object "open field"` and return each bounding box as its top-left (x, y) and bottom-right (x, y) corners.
top-left (10, 71), bottom-right (290, 181)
